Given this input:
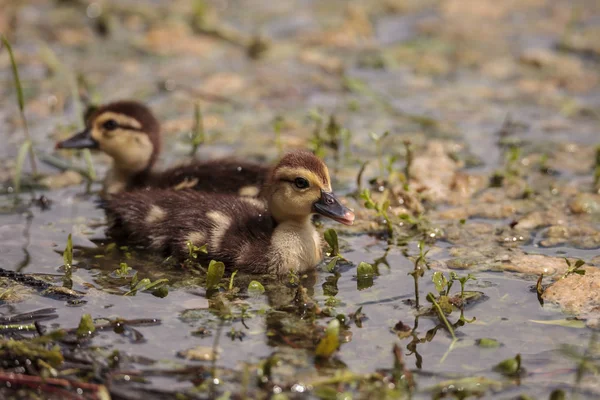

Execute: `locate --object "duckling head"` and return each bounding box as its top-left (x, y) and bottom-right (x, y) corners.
top-left (267, 151), bottom-right (355, 225)
top-left (56, 101), bottom-right (161, 174)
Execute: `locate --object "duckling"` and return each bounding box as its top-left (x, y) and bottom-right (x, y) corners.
top-left (56, 100), bottom-right (269, 196)
top-left (103, 151), bottom-right (355, 275)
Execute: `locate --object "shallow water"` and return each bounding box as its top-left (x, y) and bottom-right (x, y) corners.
top-left (1, 0), bottom-right (600, 398)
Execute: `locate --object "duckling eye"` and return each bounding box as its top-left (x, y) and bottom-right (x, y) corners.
top-left (103, 119), bottom-right (118, 131)
top-left (294, 177), bottom-right (309, 189)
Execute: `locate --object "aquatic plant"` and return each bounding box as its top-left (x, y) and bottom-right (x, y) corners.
top-left (408, 241), bottom-right (428, 308)
top-left (206, 260), bottom-right (225, 291)
top-left (315, 319), bottom-right (340, 360)
top-left (124, 274), bottom-right (169, 297)
top-left (357, 262), bottom-right (375, 290)
top-left (2, 35), bottom-right (38, 176)
top-left (62, 234), bottom-right (73, 289)
top-left (360, 188), bottom-right (393, 237)
top-left (563, 258), bottom-right (586, 279)
top-left (190, 102), bottom-right (206, 156)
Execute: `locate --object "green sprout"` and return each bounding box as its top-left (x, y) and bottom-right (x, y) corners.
top-left (76, 314), bottom-right (95, 338)
top-left (206, 260), bottom-right (225, 290)
top-left (190, 102), bottom-right (206, 156)
top-left (62, 234), bottom-right (73, 289)
top-left (315, 319), bottom-right (340, 360)
top-left (186, 241), bottom-right (208, 260)
top-left (408, 241), bottom-right (428, 308)
top-left (563, 259), bottom-right (586, 279)
top-left (124, 274), bottom-right (169, 297)
top-left (360, 188), bottom-right (393, 237)
top-left (114, 262), bottom-right (132, 278)
top-left (2, 35), bottom-right (37, 176)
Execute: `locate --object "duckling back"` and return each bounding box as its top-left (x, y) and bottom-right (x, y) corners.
top-left (135, 159), bottom-right (269, 197)
top-left (104, 189), bottom-right (283, 274)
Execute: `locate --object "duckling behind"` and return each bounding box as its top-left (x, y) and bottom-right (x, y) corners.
top-left (104, 151), bottom-right (354, 274)
top-left (56, 100), bottom-right (268, 196)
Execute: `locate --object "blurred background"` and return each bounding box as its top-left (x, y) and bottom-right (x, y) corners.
top-left (1, 1), bottom-right (600, 399)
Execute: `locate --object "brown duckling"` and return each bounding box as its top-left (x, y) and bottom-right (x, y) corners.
top-left (56, 100), bottom-right (269, 196)
top-left (103, 151), bottom-right (355, 275)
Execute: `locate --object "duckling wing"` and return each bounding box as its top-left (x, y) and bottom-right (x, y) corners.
top-left (103, 189), bottom-right (277, 272)
top-left (148, 159), bottom-right (269, 195)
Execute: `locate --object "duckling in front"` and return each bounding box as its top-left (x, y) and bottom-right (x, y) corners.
top-left (56, 100), bottom-right (268, 196)
top-left (103, 151), bottom-right (355, 275)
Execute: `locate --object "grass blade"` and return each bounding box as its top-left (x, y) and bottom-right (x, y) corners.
top-left (13, 140), bottom-right (32, 194)
top-left (2, 34), bottom-right (38, 175)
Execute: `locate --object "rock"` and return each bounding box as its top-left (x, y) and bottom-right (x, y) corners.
top-left (410, 141), bottom-right (460, 204)
top-left (177, 346), bottom-right (220, 361)
top-left (542, 267), bottom-right (600, 319)
top-left (540, 225), bottom-right (600, 249)
top-left (569, 193), bottom-right (600, 215)
top-left (39, 170), bottom-right (84, 189)
top-left (502, 253), bottom-right (570, 276)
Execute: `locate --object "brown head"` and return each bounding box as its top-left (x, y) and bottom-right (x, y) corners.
top-left (56, 101), bottom-right (161, 175)
top-left (266, 151), bottom-right (354, 225)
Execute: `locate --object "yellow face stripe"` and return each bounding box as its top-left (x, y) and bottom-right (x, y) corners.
top-left (274, 167), bottom-right (332, 191)
top-left (95, 112), bottom-right (143, 129)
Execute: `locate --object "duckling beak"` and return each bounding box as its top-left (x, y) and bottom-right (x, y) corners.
top-left (313, 190), bottom-right (355, 225)
top-left (55, 128), bottom-right (99, 150)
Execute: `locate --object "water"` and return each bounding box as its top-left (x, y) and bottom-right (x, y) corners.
top-left (1, 0), bottom-right (599, 398)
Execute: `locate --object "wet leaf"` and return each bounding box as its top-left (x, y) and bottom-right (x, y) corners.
top-left (357, 262), bottom-right (374, 290)
top-left (63, 233), bottom-right (73, 267)
top-left (324, 229), bottom-right (340, 256)
top-left (437, 296), bottom-right (453, 314)
top-left (536, 273), bottom-right (544, 306)
top-left (228, 270), bottom-right (238, 290)
top-left (315, 319), bottom-right (340, 359)
top-left (206, 260), bottom-right (225, 290)
top-left (13, 140), bottom-right (31, 194)
top-left (248, 280), bottom-right (265, 295)
top-left (76, 313), bottom-right (95, 338)
top-left (125, 278), bottom-right (169, 296)
top-left (325, 256), bottom-right (340, 273)
top-left (529, 319), bottom-right (586, 328)
top-left (432, 271), bottom-right (448, 294)
top-left (357, 262), bottom-right (374, 277)
top-left (493, 354), bottom-right (521, 376)
top-left (476, 338), bottom-right (501, 348)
